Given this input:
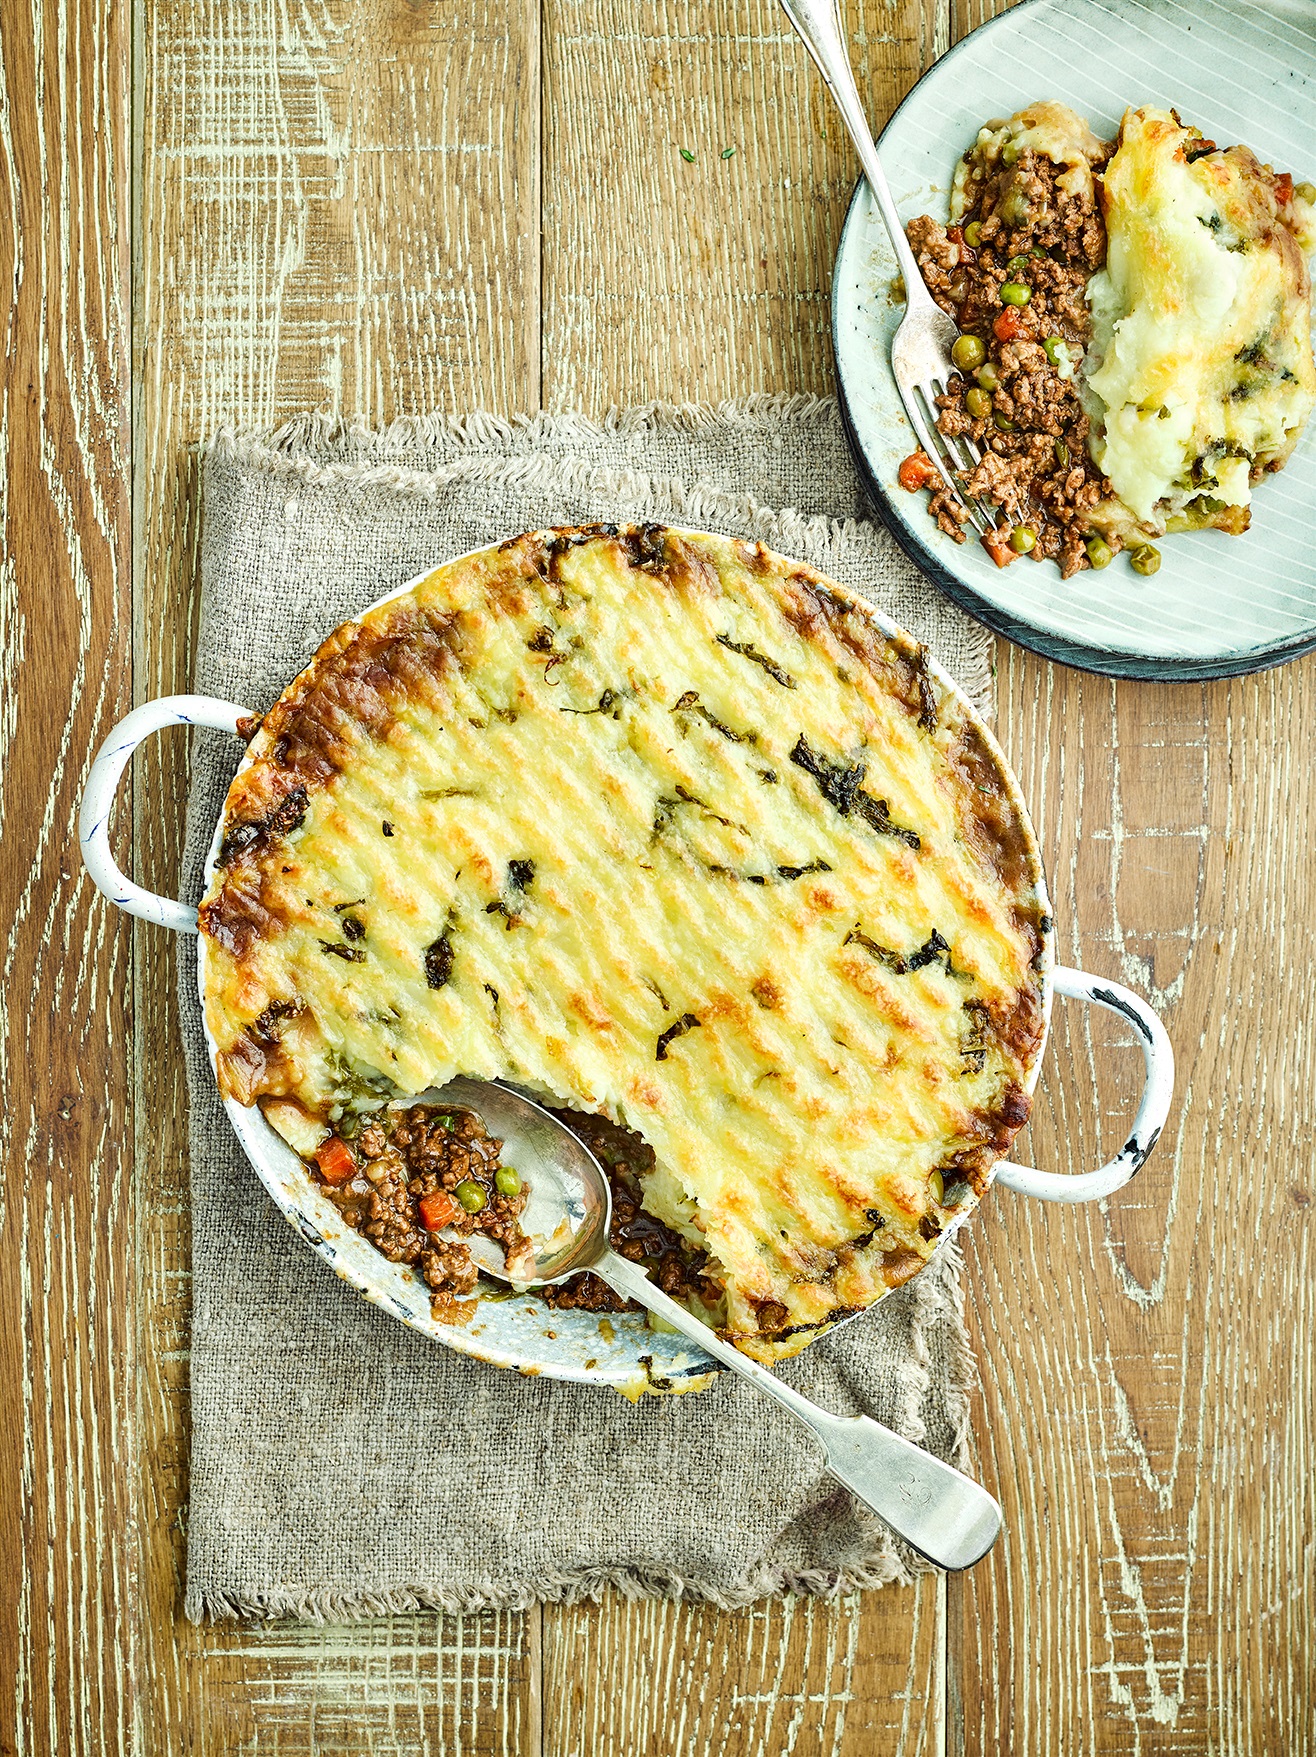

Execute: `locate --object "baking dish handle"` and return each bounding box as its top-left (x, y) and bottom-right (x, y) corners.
top-left (994, 966), bottom-right (1174, 1204)
top-left (79, 694), bottom-right (252, 934)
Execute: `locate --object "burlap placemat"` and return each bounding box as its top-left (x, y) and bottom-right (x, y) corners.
top-left (178, 397), bottom-right (993, 1621)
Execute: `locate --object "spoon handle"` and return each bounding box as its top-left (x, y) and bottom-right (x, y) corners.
top-left (593, 1249), bottom-right (1002, 1572)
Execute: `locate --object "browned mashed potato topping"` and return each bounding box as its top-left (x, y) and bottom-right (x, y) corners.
top-left (202, 526), bottom-right (1049, 1364)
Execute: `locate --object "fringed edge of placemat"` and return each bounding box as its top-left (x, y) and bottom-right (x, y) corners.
top-left (204, 400), bottom-right (996, 714)
top-left (222, 392), bottom-right (846, 464)
top-left (185, 1549), bottom-right (913, 1625)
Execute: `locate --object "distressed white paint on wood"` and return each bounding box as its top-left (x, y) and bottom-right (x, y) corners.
top-left (182, 1611), bottom-right (542, 1755)
top-left (543, 1583), bottom-right (945, 1757)
top-left (0, 3), bottom-right (133, 1757)
top-left (6, 0), bottom-right (1311, 1747)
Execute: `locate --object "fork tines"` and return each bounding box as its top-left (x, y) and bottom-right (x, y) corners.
top-left (906, 380), bottom-right (1002, 539)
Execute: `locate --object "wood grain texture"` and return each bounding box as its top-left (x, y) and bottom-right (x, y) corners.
top-left (543, 1584), bottom-right (945, 1757)
top-left (953, 658), bottom-right (1316, 1755)
top-left (542, 0), bottom-right (946, 408)
top-left (6, 0), bottom-right (1312, 1747)
top-left (131, 0), bottom-right (541, 1750)
top-left (0, 0), bottom-right (133, 1753)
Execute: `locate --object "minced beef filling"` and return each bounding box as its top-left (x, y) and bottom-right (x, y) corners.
top-left (308, 1101), bottom-right (721, 1327)
top-left (537, 1108), bottom-right (723, 1317)
top-left (308, 1103), bottom-right (531, 1324)
top-left (904, 144), bottom-right (1119, 578)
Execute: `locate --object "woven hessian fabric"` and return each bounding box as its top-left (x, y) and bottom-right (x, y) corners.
top-left (178, 399), bottom-right (994, 1621)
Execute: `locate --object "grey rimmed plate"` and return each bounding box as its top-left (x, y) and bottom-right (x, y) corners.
top-left (832, 0), bottom-right (1316, 679)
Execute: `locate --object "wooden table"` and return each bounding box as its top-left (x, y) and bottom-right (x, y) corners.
top-left (5, 0), bottom-right (1312, 1749)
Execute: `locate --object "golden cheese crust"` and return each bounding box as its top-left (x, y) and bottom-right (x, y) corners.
top-left (199, 526), bottom-right (1049, 1361)
top-left (1085, 106), bottom-right (1316, 538)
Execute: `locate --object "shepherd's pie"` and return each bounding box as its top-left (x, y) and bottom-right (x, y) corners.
top-left (200, 526), bottom-right (1049, 1361)
top-left (902, 103), bottom-right (1316, 575)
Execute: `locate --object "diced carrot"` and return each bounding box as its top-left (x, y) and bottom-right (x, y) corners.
top-left (1274, 171), bottom-right (1293, 206)
top-left (981, 526), bottom-right (1018, 569)
top-left (993, 306), bottom-right (1025, 343)
top-left (312, 1135), bottom-right (357, 1187)
top-left (418, 1190), bottom-right (461, 1232)
top-left (898, 450), bottom-right (940, 493)
top-left (947, 224), bottom-right (973, 262)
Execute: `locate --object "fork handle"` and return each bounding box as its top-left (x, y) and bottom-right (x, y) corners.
top-left (778, 0), bottom-right (934, 306)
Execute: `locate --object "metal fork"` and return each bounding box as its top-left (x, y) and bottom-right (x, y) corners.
top-left (778, 0), bottom-right (1000, 535)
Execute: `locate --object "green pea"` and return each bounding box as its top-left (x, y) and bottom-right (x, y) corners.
top-left (963, 220), bottom-right (984, 247)
top-left (455, 1179), bottom-right (487, 1213)
top-left (999, 281), bottom-right (1031, 306)
top-left (1010, 524), bottom-right (1036, 554)
top-left (927, 1168), bottom-right (945, 1207)
top-left (1000, 139), bottom-right (1021, 166)
top-left (494, 1166), bottom-right (522, 1197)
top-left (1129, 544), bottom-right (1162, 576)
top-left (1043, 336), bottom-right (1066, 366)
top-left (975, 362), bottom-right (1000, 392)
top-left (951, 333), bottom-right (986, 372)
top-left (994, 411), bottom-right (1017, 432)
top-left (1295, 182), bottom-right (1316, 205)
top-left (1085, 535), bottom-right (1114, 569)
top-left (1006, 255), bottom-right (1031, 277)
top-left (1054, 437), bottom-right (1070, 467)
top-left (965, 387), bottom-right (992, 420)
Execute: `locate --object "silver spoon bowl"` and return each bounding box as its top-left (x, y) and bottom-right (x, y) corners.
top-left (435, 1078), bottom-right (1003, 1573)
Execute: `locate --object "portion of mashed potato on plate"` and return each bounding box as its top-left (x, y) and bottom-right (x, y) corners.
top-left (1083, 106), bottom-right (1316, 541)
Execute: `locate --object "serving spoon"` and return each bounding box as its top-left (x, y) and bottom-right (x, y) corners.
top-left (435, 1078), bottom-right (1003, 1572)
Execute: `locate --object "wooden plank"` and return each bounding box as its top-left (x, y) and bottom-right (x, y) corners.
top-left (165, 1613), bottom-right (541, 1755)
top-left (132, 0), bottom-right (541, 1749)
top-left (541, 0), bottom-right (948, 407)
top-left (538, 3), bottom-right (956, 1750)
top-left (0, 1), bottom-right (133, 1754)
top-left (952, 656), bottom-right (1316, 1754)
top-left (951, 0), bottom-right (1012, 43)
top-left (937, 7), bottom-right (1313, 1746)
top-left (543, 1584), bottom-right (946, 1757)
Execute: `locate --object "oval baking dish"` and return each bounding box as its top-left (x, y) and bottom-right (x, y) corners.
top-left (81, 526), bottom-right (1173, 1396)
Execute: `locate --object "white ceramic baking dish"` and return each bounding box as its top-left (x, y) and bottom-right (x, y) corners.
top-left (80, 544), bottom-right (1174, 1395)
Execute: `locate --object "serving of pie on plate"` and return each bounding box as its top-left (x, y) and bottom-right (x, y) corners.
top-left (901, 102), bottom-right (1316, 577)
top-left (830, 0), bottom-right (1316, 677)
top-left (199, 525), bottom-right (1050, 1363)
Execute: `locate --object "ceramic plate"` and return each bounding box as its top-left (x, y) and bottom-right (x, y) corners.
top-left (832, 0), bottom-right (1316, 679)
